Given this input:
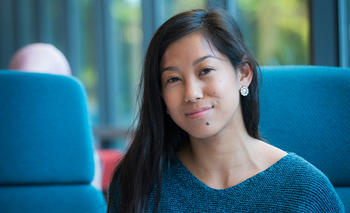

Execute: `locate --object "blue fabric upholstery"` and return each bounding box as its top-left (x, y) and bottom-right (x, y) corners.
top-left (259, 65), bottom-right (350, 209)
top-left (0, 71), bottom-right (106, 212)
top-left (0, 186), bottom-right (106, 213)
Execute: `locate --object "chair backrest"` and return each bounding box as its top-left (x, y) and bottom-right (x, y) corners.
top-left (259, 65), bottom-right (350, 209)
top-left (0, 70), bottom-right (106, 212)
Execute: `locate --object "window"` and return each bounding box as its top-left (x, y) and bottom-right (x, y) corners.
top-left (339, 0), bottom-right (349, 67)
top-left (79, 0), bottom-right (99, 124)
top-left (235, 0), bottom-right (310, 65)
top-left (108, 0), bottom-right (142, 128)
top-left (161, 0), bottom-right (206, 23)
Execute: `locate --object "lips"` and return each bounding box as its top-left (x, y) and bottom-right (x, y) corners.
top-left (185, 106), bottom-right (213, 119)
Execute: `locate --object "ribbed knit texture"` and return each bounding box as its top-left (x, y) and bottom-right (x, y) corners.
top-left (111, 153), bottom-right (345, 212)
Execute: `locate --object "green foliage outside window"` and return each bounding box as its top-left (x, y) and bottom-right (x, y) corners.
top-left (237, 0), bottom-right (310, 65)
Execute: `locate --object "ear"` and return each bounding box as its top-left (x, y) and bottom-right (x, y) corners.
top-left (237, 61), bottom-right (253, 87)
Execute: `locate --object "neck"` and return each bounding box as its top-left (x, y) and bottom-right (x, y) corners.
top-left (179, 134), bottom-right (261, 189)
top-left (177, 109), bottom-right (265, 189)
top-left (185, 130), bottom-right (258, 171)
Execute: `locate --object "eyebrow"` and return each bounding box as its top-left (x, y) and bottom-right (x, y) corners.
top-left (161, 55), bottom-right (221, 73)
top-left (192, 55), bottom-right (221, 66)
top-left (161, 66), bottom-right (179, 73)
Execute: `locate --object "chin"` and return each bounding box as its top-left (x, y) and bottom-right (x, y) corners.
top-left (185, 127), bottom-right (220, 140)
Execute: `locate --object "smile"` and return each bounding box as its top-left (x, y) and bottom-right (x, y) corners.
top-left (185, 106), bottom-right (213, 119)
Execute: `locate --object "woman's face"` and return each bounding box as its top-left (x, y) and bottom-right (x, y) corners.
top-left (161, 32), bottom-right (249, 139)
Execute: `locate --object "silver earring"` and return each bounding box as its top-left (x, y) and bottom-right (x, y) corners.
top-left (240, 86), bottom-right (249, 96)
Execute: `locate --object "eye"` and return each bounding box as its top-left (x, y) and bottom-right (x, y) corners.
top-left (167, 77), bottom-right (181, 83)
top-left (199, 68), bottom-right (213, 76)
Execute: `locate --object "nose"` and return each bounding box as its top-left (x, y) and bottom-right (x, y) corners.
top-left (184, 78), bottom-right (203, 103)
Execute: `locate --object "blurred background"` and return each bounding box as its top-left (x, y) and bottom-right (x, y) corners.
top-left (0, 0), bottom-right (349, 151)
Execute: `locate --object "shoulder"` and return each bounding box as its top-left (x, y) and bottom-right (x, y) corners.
top-left (278, 153), bottom-right (345, 212)
top-left (281, 153), bottom-right (333, 191)
top-left (281, 153), bottom-right (332, 183)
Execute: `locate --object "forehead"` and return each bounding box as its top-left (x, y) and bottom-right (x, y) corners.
top-left (161, 32), bottom-right (222, 67)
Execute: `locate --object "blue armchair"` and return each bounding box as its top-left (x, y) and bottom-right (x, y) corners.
top-left (0, 71), bottom-right (106, 212)
top-left (259, 66), bottom-right (350, 210)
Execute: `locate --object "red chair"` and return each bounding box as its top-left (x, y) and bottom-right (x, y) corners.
top-left (98, 149), bottom-right (123, 194)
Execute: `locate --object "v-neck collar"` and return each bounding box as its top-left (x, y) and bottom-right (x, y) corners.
top-left (172, 152), bottom-right (295, 193)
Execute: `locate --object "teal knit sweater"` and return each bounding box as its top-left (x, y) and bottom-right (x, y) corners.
top-left (112, 153), bottom-right (345, 212)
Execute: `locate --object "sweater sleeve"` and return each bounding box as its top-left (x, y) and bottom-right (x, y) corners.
top-left (298, 170), bottom-right (345, 213)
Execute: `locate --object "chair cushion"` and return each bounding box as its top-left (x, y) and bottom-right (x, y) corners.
top-left (0, 71), bottom-right (95, 184)
top-left (0, 185), bottom-right (106, 213)
top-left (259, 66), bottom-right (350, 186)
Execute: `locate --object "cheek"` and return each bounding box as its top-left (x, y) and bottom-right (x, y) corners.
top-left (163, 95), bottom-right (184, 126)
top-left (218, 72), bottom-right (240, 93)
top-left (163, 95), bottom-right (172, 110)
top-left (209, 75), bottom-right (240, 108)
top-left (209, 78), bottom-right (233, 98)
top-left (163, 89), bottom-right (181, 111)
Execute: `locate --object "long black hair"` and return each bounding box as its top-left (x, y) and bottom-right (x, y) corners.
top-left (108, 9), bottom-right (261, 212)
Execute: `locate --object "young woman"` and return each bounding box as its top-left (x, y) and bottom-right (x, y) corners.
top-left (108, 9), bottom-right (344, 212)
